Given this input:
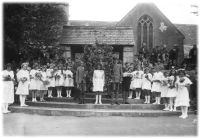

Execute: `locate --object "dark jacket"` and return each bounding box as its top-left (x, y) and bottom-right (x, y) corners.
top-left (76, 66), bottom-right (87, 84)
top-left (112, 63), bottom-right (123, 82)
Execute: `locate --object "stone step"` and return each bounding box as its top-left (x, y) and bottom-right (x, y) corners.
top-left (25, 101), bottom-right (165, 110)
top-left (43, 97), bottom-right (145, 104)
top-left (9, 105), bottom-right (195, 117)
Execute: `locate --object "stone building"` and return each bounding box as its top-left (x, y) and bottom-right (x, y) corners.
top-left (60, 3), bottom-right (197, 64)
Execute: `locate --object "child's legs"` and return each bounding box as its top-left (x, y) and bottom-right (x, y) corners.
top-left (99, 94), bottom-right (102, 104)
top-left (157, 92), bottom-right (161, 103)
top-left (48, 87), bottom-right (52, 96)
top-left (183, 106), bottom-right (188, 116)
top-left (68, 88), bottom-right (71, 97)
top-left (19, 95), bottom-right (23, 105)
top-left (181, 106), bottom-right (184, 116)
top-left (128, 90), bottom-right (133, 98)
top-left (56, 87), bottom-right (60, 97)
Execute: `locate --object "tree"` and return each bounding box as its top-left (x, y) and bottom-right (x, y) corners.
top-left (83, 42), bottom-right (115, 92)
top-left (4, 3), bottom-right (68, 65)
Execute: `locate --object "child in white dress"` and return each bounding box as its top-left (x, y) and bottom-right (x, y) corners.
top-left (16, 63), bottom-right (30, 107)
top-left (161, 71), bottom-right (170, 110)
top-left (167, 68), bottom-right (178, 111)
top-left (55, 65), bottom-right (64, 98)
top-left (131, 66), bottom-right (144, 99)
top-left (29, 64), bottom-right (41, 102)
top-left (142, 68), bottom-right (152, 104)
top-left (175, 69), bottom-right (192, 119)
top-left (93, 64), bottom-right (105, 104)
top-left (46, 64), bottom-right (55, 98)
top-left (2, 63), bottom-right (15, 113)
top-left (64, 66), bottom-right (74, 98)
top-left (40, 65), bottom-right (48, 101)
top-left (151, 66), bottom-right (164, 104)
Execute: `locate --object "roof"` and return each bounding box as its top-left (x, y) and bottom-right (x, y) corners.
top-left (60, 26), bottom-right (135, 45)
top-left (175, 24), bottom-right (197, 45)
top-left (117, 3), bottom-right (185, 38)
top-left (69, 20), bottom-right (117, 27)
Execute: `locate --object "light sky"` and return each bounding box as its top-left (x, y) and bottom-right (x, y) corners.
top-left (65, 0), bottom-right (199, 24)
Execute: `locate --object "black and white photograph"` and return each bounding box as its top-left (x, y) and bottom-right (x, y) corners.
top-left (1, 0), bottom-right (199, 136)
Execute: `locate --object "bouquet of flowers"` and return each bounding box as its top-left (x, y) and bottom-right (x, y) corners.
top-left (35, 72), bottom-right (42, 80)
top-left (21, 77), bottom-right (27, 83)
top-left (43, 80), bottom-right (50, 85)
top-left (135, 71), bottom-right (139, 78)
top-left (179, 78), bottom-right (185, 83)
top-left (55, 74), bottom-right (61, 80)
top-left (3, 75), bottom-right (11, 81)
top-left (67, 74), bottom-right (72, 78)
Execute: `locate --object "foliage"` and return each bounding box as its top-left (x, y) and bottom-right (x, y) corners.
top-left (4, 3), bottom-right (68, 64)
top-left (83, 42), bottom-right (115, 91)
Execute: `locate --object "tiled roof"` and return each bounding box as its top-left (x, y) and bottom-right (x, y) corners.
top-left (69, 20), bottom-right (117, 27)
top-left (60, 26), bottom-right (135, 45)
top-left (175, 24), bottom-right (197, 45)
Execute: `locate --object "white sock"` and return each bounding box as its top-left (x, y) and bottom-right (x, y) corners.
top-left (99, 95), bottom-right (102, 104)
top-left (95, 95), bottom-right (98, 104)
top-left (69, 90), bottom-right (71, 97)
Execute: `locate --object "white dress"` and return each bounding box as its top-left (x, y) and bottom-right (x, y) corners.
top-left (55, 70), bottom-right (64, 87)
top-left (130, 70), bottom-right (144, 89)
top-left (93, 70), bottom-right (105, 92)
top-left (16, 69), bottom-right (30, 95)
top-left (2, 70), bottom-right (14, 103)
top-left (175, 77), bottom-right (192, 107)
top-left (151, 72), bottom-right (163, 92)
top-left (166, 76), bottom-right (177, 97)
top-left (40, 71), bottom-right (48, 90)
top-left (64, 70), bottom-right (74, 87)
top-left (160, 77), bottom-right (169, 98)
top-left (29, 69), bottom-right (42, 90)
top-left (46, 68), bottom-right (55, 88)
top-left (141, 73), bottom-right (152, 90)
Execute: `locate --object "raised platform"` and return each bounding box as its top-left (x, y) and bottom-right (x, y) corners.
top-left (9, 94), bottom-right (196, 117)
top-left (9, 105), bottom-right (195, 117)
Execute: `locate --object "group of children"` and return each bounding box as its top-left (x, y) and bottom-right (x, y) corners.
top-left (124, 65), bottom-right (192, 119)
top-left (3, 60), bottom-right (192, 119)
top-left (29, 63), bottom-right (74, 102)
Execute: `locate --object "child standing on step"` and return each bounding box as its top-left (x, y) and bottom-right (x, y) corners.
top-left (167, 67), bottom-right (178, 111)
top-left (2, 63), bottom-right (15, 113)
top-left (175, 69), bottom-right (192, 119)
top-left (40, 65), bottom-right (49, 101)
top-left (93, 64), bottom-right (105, 104)
top-left (151, 66), bottom-right (164, 104)
top-left (161, 71), bottom-right (170, 110)
top-left (29, 63), bottom-right (41, 102)
top-left (142, 67), bottom-right (152, 104)
top-left (131, 65), bottom-right (144, 99)
top-left (64, 66), bottom-right (74, 98)
top-left (46, 64), bottom-right (55, 98)
top-left (16, 63), bottom-right (30, 107)
top-left (55, 65), bottom-right (64, 98)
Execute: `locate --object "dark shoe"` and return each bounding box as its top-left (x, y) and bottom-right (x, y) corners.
top-left (125, 102), bottom-right (130, 104)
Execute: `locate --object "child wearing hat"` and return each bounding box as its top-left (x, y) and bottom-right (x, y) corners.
top-left (175, 69), bottom-right (192, 119)
top-left (46, 63), bottom-right (55, 98)
top-left (142, 67), bottom-right (152, 104)
top-left (2, 63), bottom-right (15, 113)
top-left (64, 66), bottom-right (74, 98)
top-left (16, 63), bottom-right (30, 107)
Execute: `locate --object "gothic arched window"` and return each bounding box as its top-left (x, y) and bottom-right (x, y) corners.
top-left (137, 15), bottom-right (153, 51)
